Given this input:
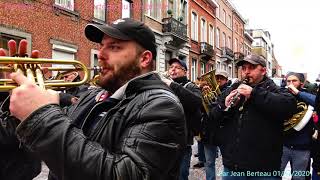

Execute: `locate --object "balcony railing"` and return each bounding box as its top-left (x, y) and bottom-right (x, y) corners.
top-left (162, 17), bottom-right (188, 40)
top-left (234, 52), bottom-right (244, 60)
top-left (200, 42), bottom-right (214, 58)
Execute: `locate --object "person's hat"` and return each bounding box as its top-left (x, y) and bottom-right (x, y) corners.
top-left (215, 71), bottom-right (229, 79)
top-left (236, 54), bottom-right (266, 67)
top-left (286, 71), bottom-right (305, 83)
top-left (168, 58), bottom-right (188, 71)
top-left (85, 18), bottom-right (157, 59)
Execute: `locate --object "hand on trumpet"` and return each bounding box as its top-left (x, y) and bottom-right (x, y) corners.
top-left (0, 39), bottom-right (59, 121)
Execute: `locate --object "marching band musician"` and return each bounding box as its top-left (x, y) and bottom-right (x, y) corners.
top-left (161, 58), bottom-right (202, 180)
top-left (3, 18), bottom-right (187, 180)
top-left (281, 72), bottom-right (316, 180)
top-left (209, 54), bottom-right (296, 179)
top-left (201, 70), bottom-right (231, 180)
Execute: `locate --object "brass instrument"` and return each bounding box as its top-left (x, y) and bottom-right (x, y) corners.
top-left (284, 101), bottom-right (312, 132)
top-left (0, 56), bottom-right (100, 91)
top-left (200, 69), bottom-right (221, 114)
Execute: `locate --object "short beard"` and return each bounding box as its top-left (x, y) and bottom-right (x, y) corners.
top-left (98, 58), bottom-right (141, 93)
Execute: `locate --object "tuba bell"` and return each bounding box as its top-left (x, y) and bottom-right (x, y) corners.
top-left (200, 69), bottom-right (221, 114)
top-left (284, 101), bottom-right (314, 132)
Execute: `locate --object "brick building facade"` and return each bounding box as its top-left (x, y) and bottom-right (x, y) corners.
top-left (0, 0), bottom-right (137, 78)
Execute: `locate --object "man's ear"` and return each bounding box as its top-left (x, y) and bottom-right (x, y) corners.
top-left (140, 50), bottom-right (153, 69)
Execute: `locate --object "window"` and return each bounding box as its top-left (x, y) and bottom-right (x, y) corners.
top-left (55, 0), bottom-right (74, 11)
top-left (200, 18), bottom-right (207, 42)
top-left (216, 4), bottom-right (220, 19)
top-left (0, 33), bottom-right (24, 51)
top-left (191, 58), bottom-right (197, 81)
top-left (51, 42), bottom-right (78, 77)
top-left (222, 9), bottom-right (226, 23)
top-left (216, 61), bottom-right (221, 70)
top-left (209, 25), bottom-right (214, 46)
top-left (90, 49), bottom-right (99, 78)
top-left (200, 62), bottom-right (205, 75)
top-left (148, 0), bottom-right (161, 20)
top-left (234, 38), bottom-right (238, 52)
top-left (227, 15), bottom-right (231, 28)
top-left (191, 12), bottom-right (198, 40)
top-left (209, 64), bottom-right (214, 71)
top-left (228, 66), bottom-right (232, 77)
top-left (122, 0), bottom-right (131, 18)
top-left (222, 63), bottom-right (227, 71)
top-left (180, 0), bottom-right (188, 24)
top-left (227, 36), bottom-right (231, 49)
top-left (94, 0), bottom-right (105, 21)
top-left (216, 28), bottom-right (220, 48)
top-left (222, 32), bottom-right (226, 47)
top-left (0, 26), bottom-right (32, 61)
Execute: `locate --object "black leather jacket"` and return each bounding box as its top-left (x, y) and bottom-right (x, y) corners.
top-left (210, 77), bottom-right (296, 172)
top-left (16, 73), bottom-right (186, 180)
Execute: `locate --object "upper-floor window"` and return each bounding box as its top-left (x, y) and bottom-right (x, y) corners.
top-left (122, 0), bottom-right (131, 18)
top-left (55, 0), bottom-right (74, 11)
top-left (222, 9), bottom-right (226, 23)
top-left (200, 62), bottom-right (205, 75)
top-left (216, 28), bottom-right (220, 48)
top-left (227, 36), bottom-right (231, 49)
top-left (0, 33), bottom-right (24, 52)
top-left (200, 18), bottom-right (207, 42)
top-left (209, 25), bottom-right (214, 46)
top-left (216, 60), bottom-right (221, 70)
top-left (191, 58), bottom-right (197, 81)
top-left (222, 32), bottom-right (226, 47)
top-left (191, 12), bottom-right (198, 41)
top-left (94, 0), bottom-right (105, 21)
top-left (227, 15), bottom-right (232, 28)
top-left (216, 4), bottom-right (220, 19)
top-left (234, 38), bottom-right (238, 52)
top-left (148, 0), bottom-right (161, 20)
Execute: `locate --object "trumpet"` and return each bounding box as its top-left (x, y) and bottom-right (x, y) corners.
top-left (0, 56), bottom-right (101, 91)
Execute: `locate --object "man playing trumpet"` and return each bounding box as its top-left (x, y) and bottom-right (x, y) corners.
top-left (0, 18), bottom-right (186, 180)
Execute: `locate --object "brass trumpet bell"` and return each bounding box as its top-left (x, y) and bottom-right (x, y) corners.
top-left (0, 56), bottom-right (95, 91)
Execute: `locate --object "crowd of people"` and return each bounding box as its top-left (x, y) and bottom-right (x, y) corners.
top-left (0, 18), bottom-right (320, 180)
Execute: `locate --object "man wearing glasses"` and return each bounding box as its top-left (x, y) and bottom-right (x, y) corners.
top-left (162, 58), bottom-right (202, 180)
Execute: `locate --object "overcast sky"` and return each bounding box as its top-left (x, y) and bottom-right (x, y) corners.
top-left (230, 0), bottom-right (320, 81)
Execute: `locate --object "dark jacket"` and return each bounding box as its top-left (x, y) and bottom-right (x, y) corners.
top-left (0, 93), bottom-right (41, 180)
top-left (283, 89), bottom-right (316, 150)
top-left (210, 77), bottom-right (296, 172)
top-left (170, 76), bottom-right (202, 145)
top-left (59, 84), bottom-right (89, 107)
top-left (16, 72), bottom-right (186, 180)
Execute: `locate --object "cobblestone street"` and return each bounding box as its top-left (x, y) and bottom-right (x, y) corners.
top-left (33, 140), bottom-right (296, 180)
top-left (32, 140), bottom-right (224, 180)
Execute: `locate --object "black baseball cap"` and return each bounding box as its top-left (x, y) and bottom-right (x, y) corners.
top-left (85, 18), bottom-right (157, 59)
top-left (169, 58), bottom-right (188, 71)
top-left (236, 54), bottom-right (266, 67)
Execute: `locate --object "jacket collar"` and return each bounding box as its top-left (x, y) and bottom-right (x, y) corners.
top-left (111, 72), bottom-right (171, 100)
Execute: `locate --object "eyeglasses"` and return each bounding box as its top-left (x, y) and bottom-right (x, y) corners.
top-left (169, 65), bottom-right (185, 71)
